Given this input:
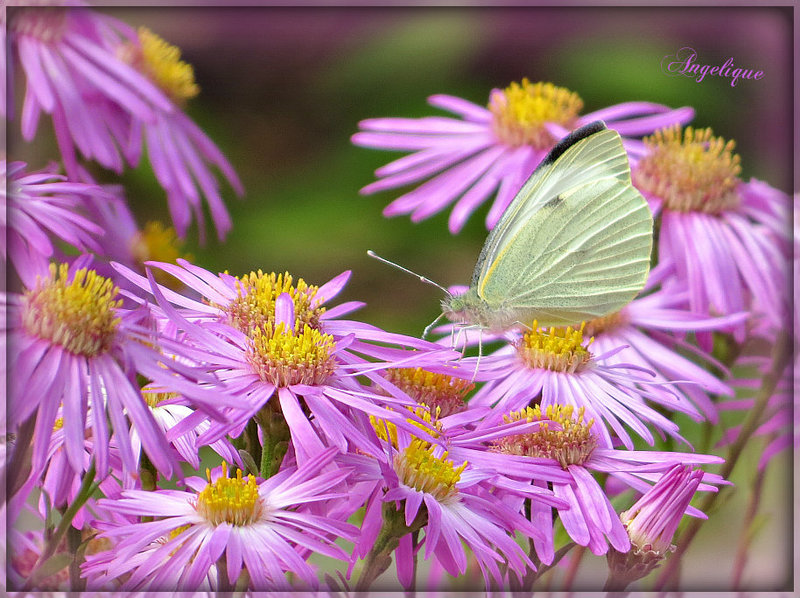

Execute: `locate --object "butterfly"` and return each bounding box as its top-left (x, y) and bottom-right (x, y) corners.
top-left (371, 120), bottom-right (654, 338)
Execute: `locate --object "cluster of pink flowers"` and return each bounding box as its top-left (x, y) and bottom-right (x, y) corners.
top-left (2, 4), bottom-right (791, 593)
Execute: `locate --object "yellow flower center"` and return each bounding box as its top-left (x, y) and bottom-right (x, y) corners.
top-left (394, 439), bottom-right (466, 503)
top-left (53, 417), bottom-right (64, 431)
top-left (493, 404), bottom-right (597, 469)
top-left (22, 264), bottom-right (121, 357)
top-left (385, 367), bottom-right (473, 417)
top-left (195, 462), bottom-right (263, 527)
top-left (370, 404), bottom-right (443, 448)
top-left (517, 320), bottom-right (593, 373)
top-left (130, 222), bottom-right (193, 286)
top-left (222, 271), bottom-right (325, 336)
top-left (141, 389), bottom-right (179, 409)
top-left (125, 27), bottom-right (200, 106)
top-left (247, 322), bottom-right (336, 387)
top-left (633, 125), bottom-right (742, 214)
top-left (167, 523), bottom-right (192, 541)
top-left (489, 79), bottom-right (583, 149)
top-left (580, 311), bottom-right (627, 337)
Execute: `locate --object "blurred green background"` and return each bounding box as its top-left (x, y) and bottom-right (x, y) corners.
top-left (8, 5), bottom-right (794, 592)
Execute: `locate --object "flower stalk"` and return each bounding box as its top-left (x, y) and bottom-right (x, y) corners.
top-left (355, 500), bottom-right (428, 591)
top-left (23, 461), bottom-right (98, 591)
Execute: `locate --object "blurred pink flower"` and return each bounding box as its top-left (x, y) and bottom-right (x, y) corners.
top-left (353, 79), bottom-right (692, 233)
top-left (8, 5), bottom-right (243, 239)
top-left (634, 125), bottom-right (790, 346)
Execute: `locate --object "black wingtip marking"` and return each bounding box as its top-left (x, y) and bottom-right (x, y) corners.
top-left (540, 120), bottom-right (607, 167)
top-left (544, 194), bottom-right (565, 209)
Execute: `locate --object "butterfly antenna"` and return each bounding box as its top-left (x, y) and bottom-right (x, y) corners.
top-left (367, 250), bottom-right (450, 294)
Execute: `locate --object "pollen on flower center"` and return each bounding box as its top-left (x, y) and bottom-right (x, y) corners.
top-left (222, 271), bottom-right (325, 336)
top-left (118, 27), bottom-right (199, 106)
top-left (371, 404), bottom-right (443, 448)
top-left (517, 320), bottom-right (593, 373)
top-left (22, 264), bottom-right (121, 357)
top-left (195, 462), bottom-right (263, 527)
top-left (489, 79), bottom-right (583, 149)
top-left (141, 389), bottom-right (179, 409)
top-left (385, 367), bottom-right (473, 417)
top-left (493, 404), bottom-right (597, 469)
top-left (633, 125), bottom-right (742, 214)
top-left (394, 439), bottom-right (466, 503)
top-left (581, 311), bottom-right (627, 337)
top-left (130, 222), bottom-right (192, 285)
top-left (247, 322), bottom-right (336, 387)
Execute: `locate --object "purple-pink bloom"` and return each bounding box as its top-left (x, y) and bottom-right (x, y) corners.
top-left (634, 126), bottom-right (791, 343)
top-left (461, 404), bottom-right (724, 559)
top-left (619, 463), bottom-right (705, 555)
top-left (82, 447), bottom-right (357, 591)
top-left (112, 259), bottom-right (460, 463)
top-left (583, 266), bottom-right (748, 423)
top-left (344, 429), bottom-right (561, 589)
top-left (7, 256), bottom-right (230, 482)
top-left (467, 322), bottom-right (690, 449)
top-left (353, 79), bottom-right (693, 233)
top-left (2, 160), bottom-right (105, 287)
top-left (8, 4), bottom-right (243, 240)
top-left (606, 464), bottom-right (706, 585)
top-left (9, 4), bottom-right (173, 175)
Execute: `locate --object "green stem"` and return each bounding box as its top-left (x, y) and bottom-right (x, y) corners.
top-left (139, 452), bottom-right (158, 491)
top-left (655, 331), bottom-right (789, 591)
top-left (255, 403), bottom-right (290, 479)
top-left (23, 461), bottom-right (98, 591)
top-left (603, 569), bottom-right (632, 592)
top-left (6, 412), bottom-right (37, 498)
top-left (355, 501), bottom-right (427, 592)
top-left (67, 524), bottom-right (85, 591)
top-left (732, 446), bottom-right (770, 589)
top-left (524, 541), bottom-right (576, 590)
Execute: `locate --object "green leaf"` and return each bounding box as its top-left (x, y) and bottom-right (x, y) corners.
top-left (238, 450), bottom-right (259, 477)
top-left (34, 552), bottom-right (73, 581)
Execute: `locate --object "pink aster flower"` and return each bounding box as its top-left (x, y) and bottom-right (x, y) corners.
top-left (112, 259), bottom-right (459, 464)
top-left (82, 448), bottom-right (357, 591)
top-left (606, 464), bottom-right (706, 588)
top-left (9, 5), bottom-right (243, 239)
top-left (113, 23), bottom-right (243, 240)
top-left (634, 125), bottom-right (791, 341)
top-left (7, 257), bottom-right (231, 484)
top-left (353, 78), bottom-right (693, 232)
top-left (582, 266), bottom-right (748, 423)
top-left (467, 321), bottom-right (691, 449)
top-left (8, 3), bottom-right (173, 175)
top-left (345, 431), bottom-right (560, 589)
top-left (2, 160), bottom-right (105, 287)
top-left (134, 386), bottom-right (241, 471)
top-left (468, 404), bottom-right (724, 559)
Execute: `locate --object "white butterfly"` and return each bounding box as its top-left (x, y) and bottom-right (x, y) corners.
top-left (371, 120), bottom-right (653, 337)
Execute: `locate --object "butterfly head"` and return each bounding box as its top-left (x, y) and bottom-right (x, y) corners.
top-left (441, 289), bottom-right (517, 333)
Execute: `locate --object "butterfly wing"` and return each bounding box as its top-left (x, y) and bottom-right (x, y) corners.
top-left (473, 121), bottom-right (653, 326)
